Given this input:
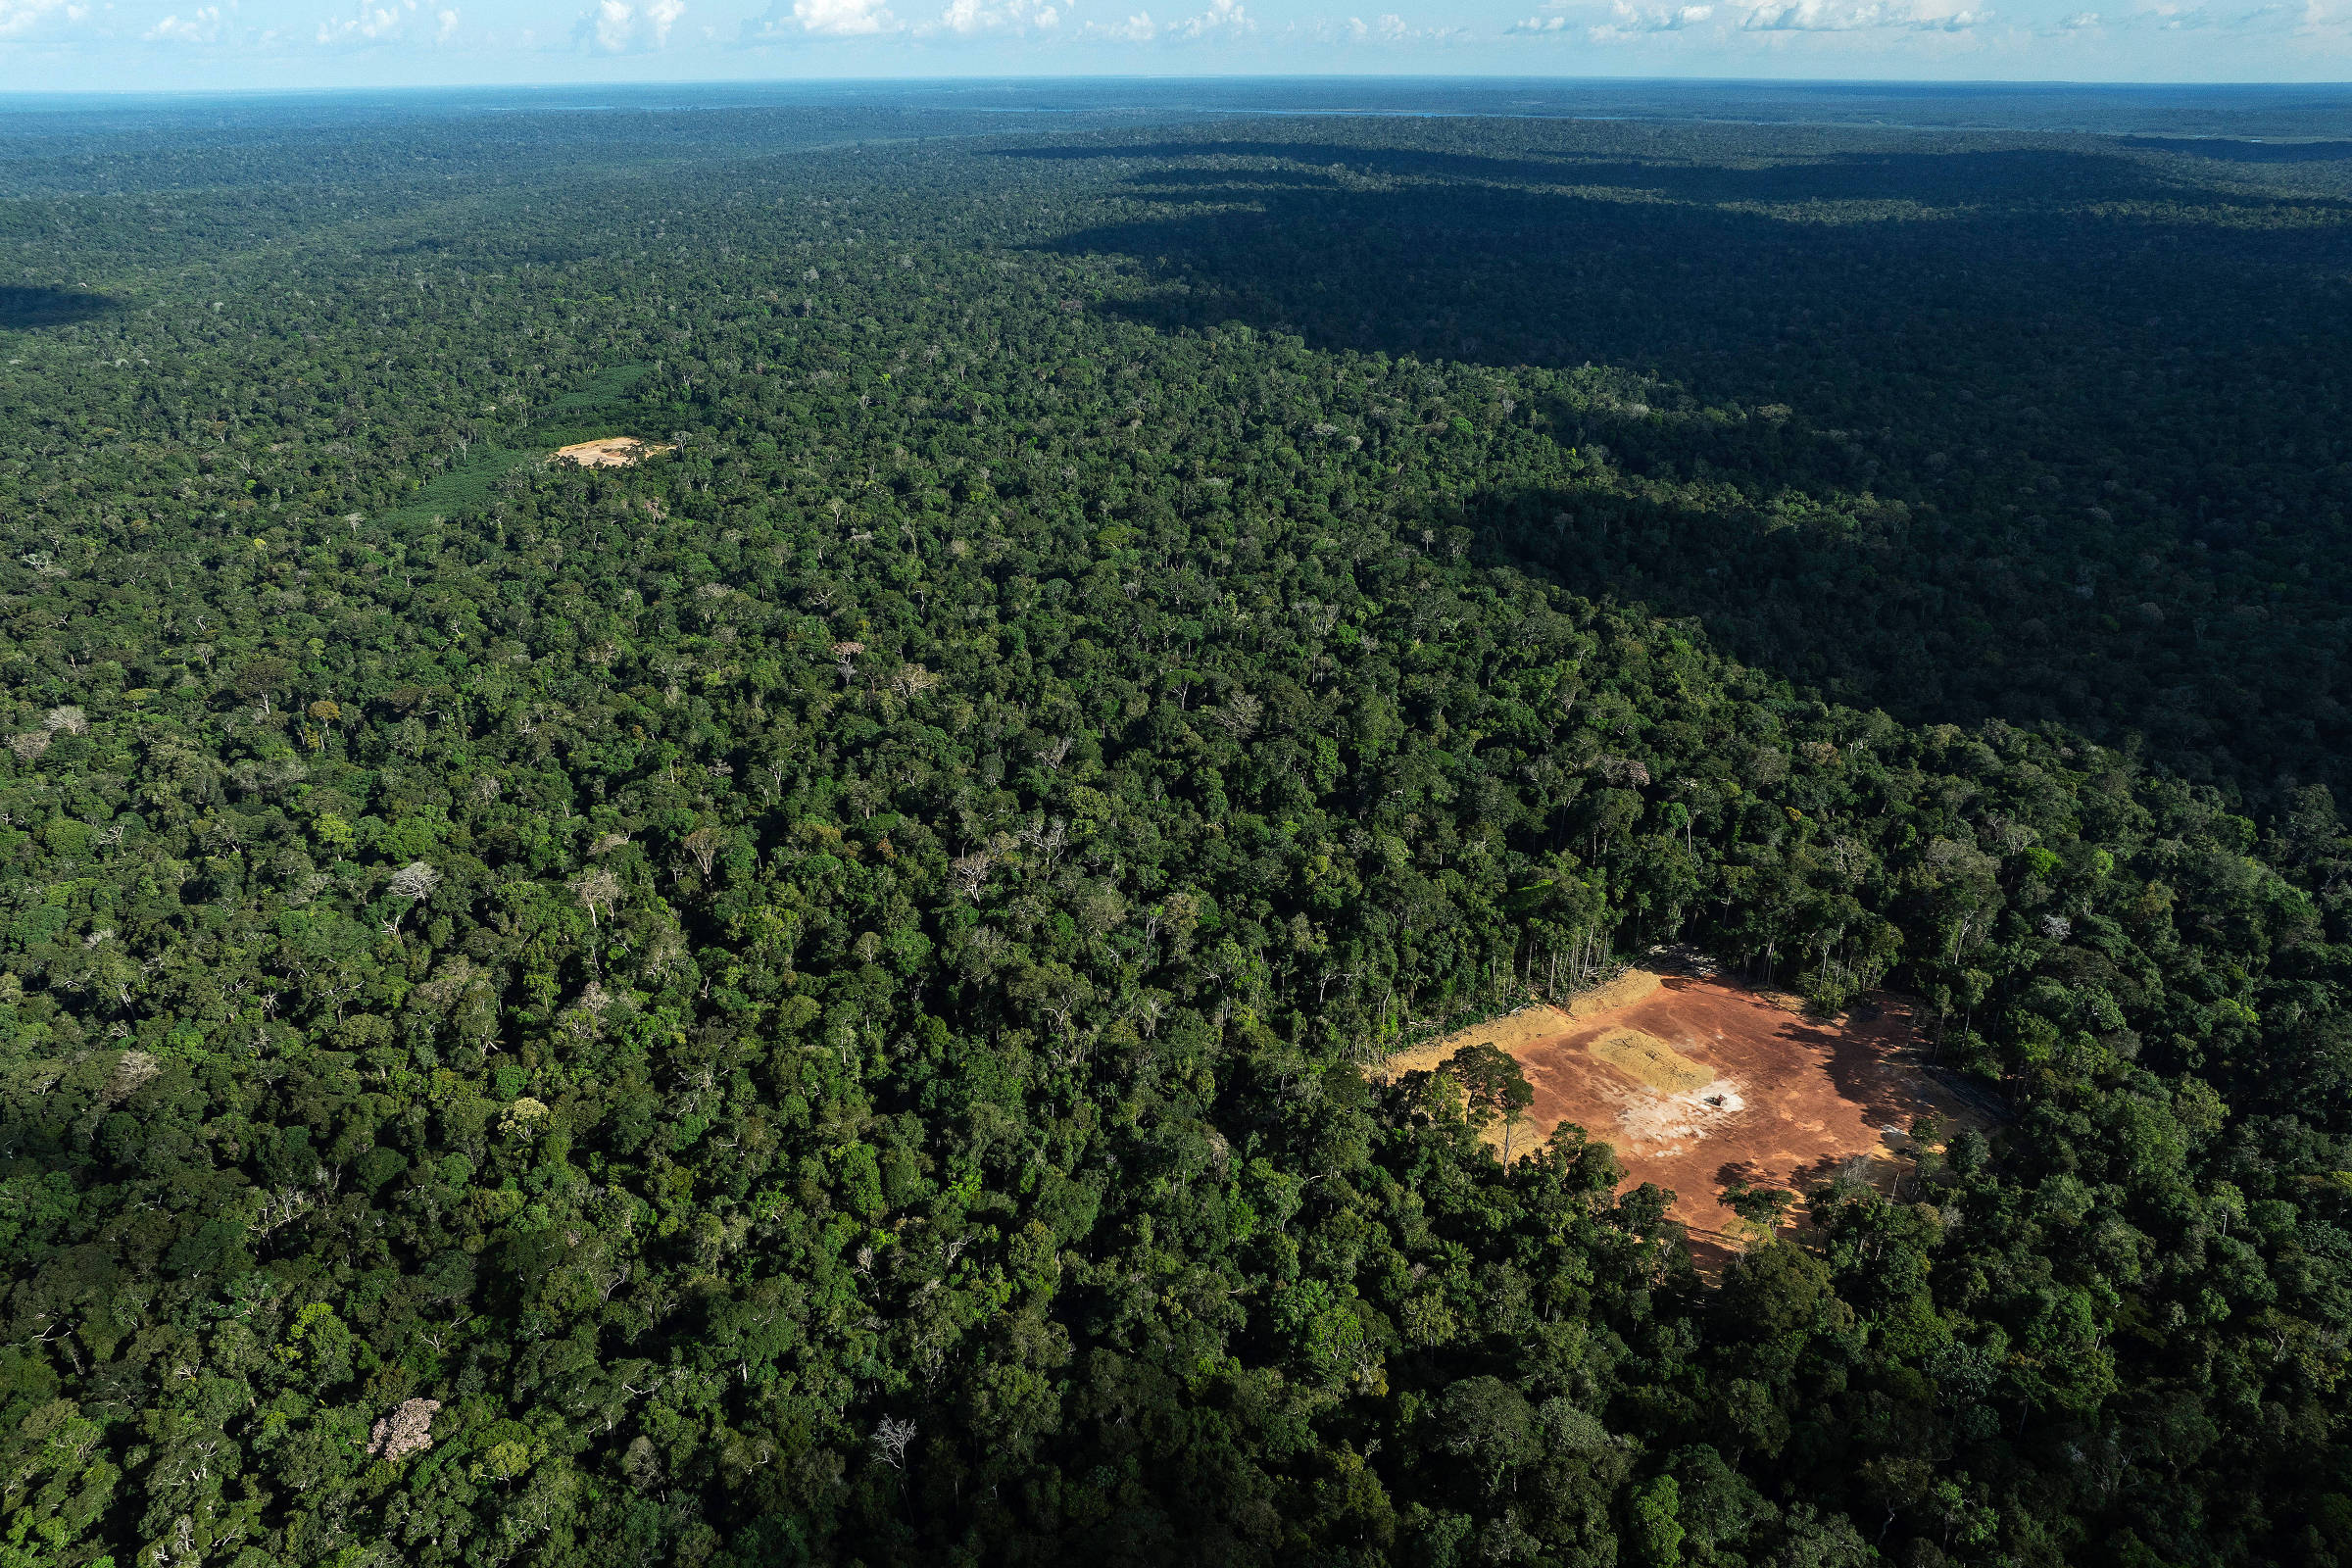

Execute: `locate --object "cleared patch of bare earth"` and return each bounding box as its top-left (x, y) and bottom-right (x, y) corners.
top-left (1388, 961), bottom-right (1985, 1271)
top-left (551, 436), bottom-right (671, 468)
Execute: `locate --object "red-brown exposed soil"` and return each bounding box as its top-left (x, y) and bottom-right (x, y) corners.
top-left (1461, 969), bottom-right (1976, 1270)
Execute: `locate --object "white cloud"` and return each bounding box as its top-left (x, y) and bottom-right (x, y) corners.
top-left (928, 0), bottom-right (1056, 33)
top-left (145, 1), bottom-right (220, 37)
top-left (1528, 0), bottom-right (2341, 38)
top-left (1338, 10), bottom-right (1469, 39)
top-left (1576, 0), bottom-right (1714, 32)
top-left (780, 0), bottom-right (897, 31)
top-left (318, 0), bottom-right (396, 40)
top-left (0, 0), bottom-right (88, 36)
top-left (1525, 0), bottom-right (1985, 36)
top-left (1172, 0), bottom-right (1250, 32)
top-left (2128, 0), bottom-right (2322, 30)
top-left (318, 0), bottom-right (455, 43)
top-left (1739, 0), bottom-right (1984, 31)
top-left (575, 0), bottom-right (682, 50)
top-left (1075, 0), bottom-right (1248, 37)
top-left (2281, 0), bottom-right (2349, 34)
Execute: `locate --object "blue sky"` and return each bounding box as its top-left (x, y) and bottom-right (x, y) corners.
top-left (0, 0), bottom-right (2339, 93)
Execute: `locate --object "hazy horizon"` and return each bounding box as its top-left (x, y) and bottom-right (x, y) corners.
top-left (0, 0), bottom-right (2345, 98)
top-left (1, 77), bottom-right (2348, 136)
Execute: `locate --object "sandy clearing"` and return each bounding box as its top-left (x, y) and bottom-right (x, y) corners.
top-left (551, 436), bottom-right (672, 468)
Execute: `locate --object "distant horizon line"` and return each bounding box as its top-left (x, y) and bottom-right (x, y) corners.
top-left (3, 74), bottom-right (2350, 103)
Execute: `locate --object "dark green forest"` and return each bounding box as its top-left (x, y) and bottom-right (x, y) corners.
top-left (1, 88), bottom-right (2349, 1568)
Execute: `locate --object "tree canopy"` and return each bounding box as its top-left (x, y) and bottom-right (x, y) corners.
top-left (0, 87), bottom-right (2348, 1568)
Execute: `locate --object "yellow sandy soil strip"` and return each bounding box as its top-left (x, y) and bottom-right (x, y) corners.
top-left (1378, 969), bottom-right (1665, 1077)
top-left (1589, 1027), bottom-right (1713, 1094)
top-left (1568, 967), bottom-right (1665, 1021)
top-left (551, 436), bottom-right (673, 468)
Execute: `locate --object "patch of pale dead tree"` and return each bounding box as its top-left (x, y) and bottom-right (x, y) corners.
top-left (368, 1398), bottom-right (443, 1463)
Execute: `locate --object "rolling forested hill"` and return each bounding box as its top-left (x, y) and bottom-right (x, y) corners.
top-left (1, 84), bottom-right (2349, 1568)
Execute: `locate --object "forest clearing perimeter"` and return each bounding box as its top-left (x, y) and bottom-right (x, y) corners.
top-left (1387, 965), bottom-right (1982, 1264)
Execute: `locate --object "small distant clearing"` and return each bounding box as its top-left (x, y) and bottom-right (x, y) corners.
top-left (1382, 959), bottom-right (1991, 1269)
top-left (551, 436), bottom-right (671, 468)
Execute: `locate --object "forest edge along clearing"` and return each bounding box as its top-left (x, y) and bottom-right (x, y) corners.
top-left (1383, 959), bottom-right (1988, 1266)
top-left (1380, 966), bottom-right (1665, 1075)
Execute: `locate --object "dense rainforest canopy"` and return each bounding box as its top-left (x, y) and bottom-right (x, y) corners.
top-left (0, 84), bottom-right (2349, 1568)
